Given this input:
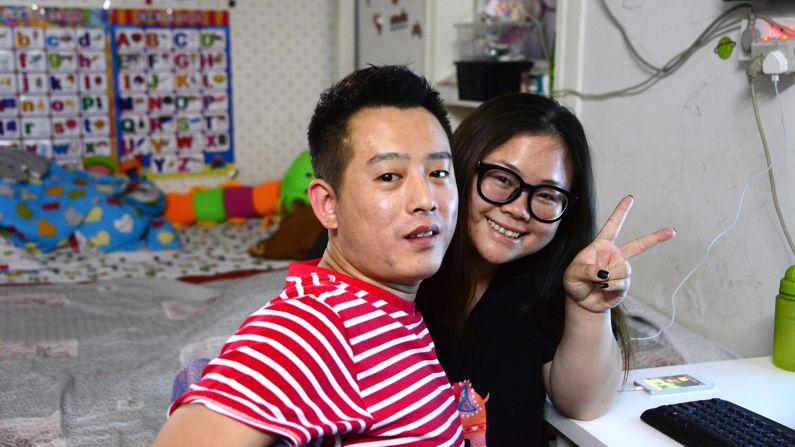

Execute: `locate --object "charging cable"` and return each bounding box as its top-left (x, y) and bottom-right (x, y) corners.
top-left (618, 385), bottom-right (644, 392)
top-left (633, 163), bottom-right (773, 341)
top-left (773, 78), bottom-right (790, 167)
top-left (632, 55), bottom-right (793, 342)
top-left (555, 2), bottom-right (752, 99)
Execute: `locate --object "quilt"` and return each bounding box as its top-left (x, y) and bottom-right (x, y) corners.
top-left (0, 163), bottom-right (180, 254)
top-left (0, 269), bottom-right (287, 446)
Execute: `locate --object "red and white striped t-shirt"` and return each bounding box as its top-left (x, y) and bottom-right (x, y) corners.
top-left (170, 260), bottom-right (464, 447)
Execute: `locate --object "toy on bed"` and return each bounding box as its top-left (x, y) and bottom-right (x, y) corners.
top-left (162, 179), bottom-right (281, 228)
top-left (0, 151), bottom-right (180, 253)
top-left (247, 150), bottom-right (326, 260)
top-left (162, 150), bottom-right (317, 229)
top-left (158, 149), bottom-right (325, 260)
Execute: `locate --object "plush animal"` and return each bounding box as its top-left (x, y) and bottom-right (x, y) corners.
top-left (248, 200), bottom-right (325, 260)
top-left (162, 179), bottom-right (281, 227)
top-left (247, 149), bottom-right (324, 260)
top-left (161, 149), bottom-right (325, 260)
top-left (277, 149), bottom-right (314, 216)
top-left (162, 149), bottom-right (316, 229)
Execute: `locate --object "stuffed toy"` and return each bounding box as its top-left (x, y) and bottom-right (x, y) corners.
top-left (248, 200), bottom-right (325, 260)
top-left (160, 149), bottom-right (325, 260)
top-left (84, 155), bottom-right (116, 178)
top-left (248, 149), bottom-right (325, 260)
top-left (277, 149), bottom-right (314, 215)
top-left (162, 179), bottom-right (280, 227)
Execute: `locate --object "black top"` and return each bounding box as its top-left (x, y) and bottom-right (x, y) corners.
top-left (425, 266), bottom-right (561, 447)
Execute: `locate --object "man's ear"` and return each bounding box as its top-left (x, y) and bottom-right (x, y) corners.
top-left (307, 178), bottom-right (338, 230)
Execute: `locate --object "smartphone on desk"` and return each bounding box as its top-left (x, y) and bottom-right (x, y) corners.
top-left (634, 373), bottom-right (714, 395)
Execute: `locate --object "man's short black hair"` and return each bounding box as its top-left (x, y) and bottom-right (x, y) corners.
top-left (307, 65), bottom-right (452, 192)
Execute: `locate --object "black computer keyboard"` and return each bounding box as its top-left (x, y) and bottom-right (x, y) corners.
top-left (640, 398), bottom-right (795, 446)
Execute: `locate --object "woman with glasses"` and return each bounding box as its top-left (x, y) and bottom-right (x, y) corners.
top-left (416, 93), bottom-right (675, 446)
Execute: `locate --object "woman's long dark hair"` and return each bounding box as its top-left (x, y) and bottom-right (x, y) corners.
top-left (417, 93), bottom-right (633, 372)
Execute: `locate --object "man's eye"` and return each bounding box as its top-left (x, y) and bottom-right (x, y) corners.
top-left (378, 173), bottom-right (399, 182)
top-left (430, 170), bottom-right (449, 178)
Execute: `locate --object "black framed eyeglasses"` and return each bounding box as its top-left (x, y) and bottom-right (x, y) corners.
top-left (476, 162), bottom-right (578, 223)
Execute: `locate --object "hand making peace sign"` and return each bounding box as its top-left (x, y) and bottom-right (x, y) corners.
top-left (563, 195), bottom-right (676, 314)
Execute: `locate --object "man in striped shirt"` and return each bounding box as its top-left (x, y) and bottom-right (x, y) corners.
top-left (152, 65), bottom-right (464, 447)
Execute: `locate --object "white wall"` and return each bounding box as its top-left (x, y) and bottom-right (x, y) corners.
top-left (556, 0), bottom-right (795, 357)
top-left (226, 0), bottom-right (337, 187)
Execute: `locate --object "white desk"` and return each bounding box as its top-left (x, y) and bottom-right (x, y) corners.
top-left (544, 356), bottom-right (795, 446)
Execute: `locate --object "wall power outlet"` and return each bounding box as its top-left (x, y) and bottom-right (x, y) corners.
top-left (738, 14), bottom-right (795, 62)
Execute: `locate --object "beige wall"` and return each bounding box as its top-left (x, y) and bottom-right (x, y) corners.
top-left (556, 0), bottom-right (795, 357)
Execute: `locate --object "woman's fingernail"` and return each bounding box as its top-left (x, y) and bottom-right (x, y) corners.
top-left (628, 194), bottom-right (634, 198)
top-left (600, 282), bottom-right (609, 289)
top-left (597, 270), bottom-right (609, 280)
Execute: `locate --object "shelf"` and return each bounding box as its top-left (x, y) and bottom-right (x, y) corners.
top-left (437, 84), bottom-right (482, 108)
top-left (435, 58), bottom-right (551, 110)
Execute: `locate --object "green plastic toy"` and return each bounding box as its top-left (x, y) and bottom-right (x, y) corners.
top-left (277, 149), bottom-right (315, 217)
top-left (714, 36), bottom-right (736, 60)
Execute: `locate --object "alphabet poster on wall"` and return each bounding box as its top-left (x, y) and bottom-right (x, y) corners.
top-left (110, 9), bottom-right (234, 178)
top-left (0, 6), bottom-right (234, 179)
top-left (0, 6), bottom-right (113, 169)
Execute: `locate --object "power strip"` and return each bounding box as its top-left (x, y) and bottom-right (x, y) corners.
top-left (751, 36), bottom-right (795, 75)
top-left (738, 14), bottom-right (795, 62)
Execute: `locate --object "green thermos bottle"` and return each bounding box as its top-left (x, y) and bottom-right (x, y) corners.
top-left (773, 265), bottom-right (795, 371)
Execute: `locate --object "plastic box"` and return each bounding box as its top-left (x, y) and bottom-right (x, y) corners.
top-left (455, 60), bottom-right (534, 101)
top-left (455, 21), bottom-right (549, 61)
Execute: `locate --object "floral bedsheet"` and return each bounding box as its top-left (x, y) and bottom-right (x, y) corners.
top-left (1, 219), bottom-right (291, 284)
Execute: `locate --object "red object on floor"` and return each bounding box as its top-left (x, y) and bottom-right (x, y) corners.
top-left (177, 268), bottom-right (273, 284)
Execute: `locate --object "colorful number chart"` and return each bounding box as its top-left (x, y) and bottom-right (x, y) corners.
top-left (0, 6), bottom-right (113, 169)
top-left (110, 9), bottom-right (234, 178)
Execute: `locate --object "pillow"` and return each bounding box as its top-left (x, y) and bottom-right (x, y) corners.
top-left (0, 164), bottom-right (125, 252)
top-left (74, 198), bottom-right (147, 252)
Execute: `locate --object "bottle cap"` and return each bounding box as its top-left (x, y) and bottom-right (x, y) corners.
top-left (779, 265), bottom-right (795, 297)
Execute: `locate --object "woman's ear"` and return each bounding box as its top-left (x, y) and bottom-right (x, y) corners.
top-left (307, 178), bottom-right (338, 230)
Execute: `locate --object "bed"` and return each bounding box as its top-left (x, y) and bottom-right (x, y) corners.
top-left (0, 221), bottom-right (737, 445)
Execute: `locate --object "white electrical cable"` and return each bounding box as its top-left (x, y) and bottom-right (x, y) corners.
top-left (556, 2), bottom-right (752, 100)
top-left (632, 163), bottom-right (772, 342)
top-left (634, 56), bottom-right (795, 342)
top-left (555, 24), bottom-right (742, 99)
top-left (617, 385), bottom-right (644, 392)
top-left (597, 0), bottom-right (667, 73)
top-left (773, 79), bottom-right (790, 165)
top-left (554, 4), bottom-right (792, 101)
